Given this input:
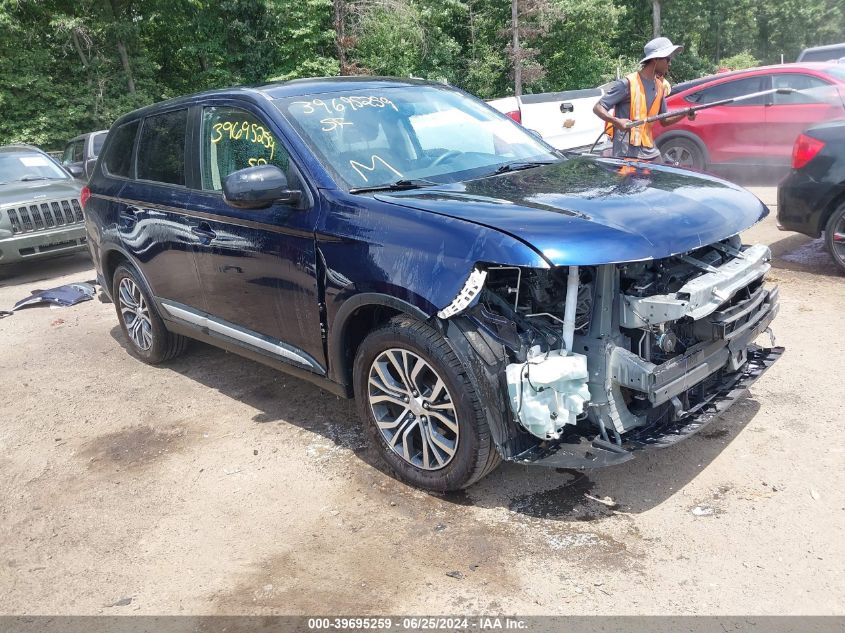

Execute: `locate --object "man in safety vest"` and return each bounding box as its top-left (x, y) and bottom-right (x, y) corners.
top-left (593, 37), bottom-right (695, 161)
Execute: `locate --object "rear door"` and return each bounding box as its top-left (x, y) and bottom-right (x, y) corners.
top-left (684, 75), bottom-right (768, 165)
top-left (764, 72), bottom-right (845, 163)
top-left (118, 108), bottom-right (206, 312)
top-left (185, 102), bottom-right (326, 374)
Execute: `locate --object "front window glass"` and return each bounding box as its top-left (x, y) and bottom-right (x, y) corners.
top-left (0, 151), bottom-right (70, 184)
top-left (62, 142), bottom-right (76, 165)
top-left (772, 74), bottom-right (831, 104)
top-left (200, 107), bottom-right (290, 192)
top-left (275, 85), bottom-right (557, 190)
top-left (137, 109), bottom-right (187, 185)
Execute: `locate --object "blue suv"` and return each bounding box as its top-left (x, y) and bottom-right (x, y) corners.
top-left (85, 78), bottom-right (781, 490)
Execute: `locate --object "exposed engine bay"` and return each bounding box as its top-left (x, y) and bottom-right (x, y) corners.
top-left (440, 234), bottom-right (781, 467)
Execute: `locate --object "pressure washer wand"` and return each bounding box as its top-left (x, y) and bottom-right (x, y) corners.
top-left (624, 87), bottom-right (796, 129)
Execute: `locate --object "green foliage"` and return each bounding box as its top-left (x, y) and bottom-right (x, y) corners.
top-left (719, 51), bottom-right (760, 71)
top-left (1, 0), bottom-right (844, 149)
top-left (535, 0), bottom-right (623, 91)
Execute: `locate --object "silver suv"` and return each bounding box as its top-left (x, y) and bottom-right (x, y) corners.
top-left (0, 145), bottom-right (86, 267)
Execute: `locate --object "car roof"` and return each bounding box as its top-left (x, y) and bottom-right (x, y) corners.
top-left (672, 63), bottom-right (842, 96)
top-left (110, 77), bottom-right (447, 126)
top-left (0, 144), bottom-right (47, 154)
top-left (67, 130), bottom-right (109, 143)
top-left (799, 43), bottom-right (845, 55)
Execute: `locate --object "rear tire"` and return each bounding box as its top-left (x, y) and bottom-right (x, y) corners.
top-left (353, 316), bottom-right (500, 491)
top-left (824, 203), bottom-right (845, 274)
top-left (112, 263), bottom-right (187, 364)
top-left (661, 137), bottom-right (706, 170)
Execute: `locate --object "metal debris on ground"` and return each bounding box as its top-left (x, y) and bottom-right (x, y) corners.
top-left (584, 493), bottom-right (617, 507)
top-left (11, 281), bottom-right (96, 311)
top-left (445, 571), bottom-right (464, 580)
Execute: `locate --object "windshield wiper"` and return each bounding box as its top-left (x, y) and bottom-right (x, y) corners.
top-left (349, 178), bottom-right (439, 194)
top-left (489, 160), bottom-right (558, 176)
top-left (19, 176), bottom-right (50, 182)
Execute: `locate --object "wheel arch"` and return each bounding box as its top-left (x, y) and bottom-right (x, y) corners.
top-left (101, 246), bottom-right (133, 298)
top-left (820, 188), bottom-right (845, 237)
top-left (328, 293), bottom-right (431, 388)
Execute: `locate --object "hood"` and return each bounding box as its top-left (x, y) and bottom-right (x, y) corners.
top-left (374, 158), bottom-right (768, 265)
top-left (0, 179), bottom-right (82, 208)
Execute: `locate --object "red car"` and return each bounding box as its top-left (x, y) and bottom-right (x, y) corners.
top-left (654, 63), bottom-right (845, 173)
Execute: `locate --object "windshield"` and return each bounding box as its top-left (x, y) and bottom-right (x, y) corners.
top-left (825, 66), bottom-right (845, 83)
top-left (0, 151), bottom-right (69, 184)
top-left (274, 85), bottom-right (558, 190)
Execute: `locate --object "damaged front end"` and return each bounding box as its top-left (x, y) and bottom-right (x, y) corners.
top-left (438, 234), bottom-right (782, 469)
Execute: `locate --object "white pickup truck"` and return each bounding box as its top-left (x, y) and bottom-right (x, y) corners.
top-left (488, 87), bottom-right (605, 152)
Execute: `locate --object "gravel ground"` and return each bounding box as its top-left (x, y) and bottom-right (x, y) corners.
top-left (0, 186), bottom-right (843, 615)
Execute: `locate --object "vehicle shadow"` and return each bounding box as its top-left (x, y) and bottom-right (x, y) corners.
top-left (0, 252), bottom-right (93, 288)
top-left (456, 399), bottom-right (759, 520)
top-left (771, 236), bottom-right (844, 277)
top-left (109, 326), bottom-right (762, 521)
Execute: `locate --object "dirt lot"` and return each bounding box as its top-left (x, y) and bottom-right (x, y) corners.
top-left (1, 186), bottom-right (843, 615)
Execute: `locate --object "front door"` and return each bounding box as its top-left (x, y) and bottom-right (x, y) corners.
top-left (186, 103), bottom-right (326, 374)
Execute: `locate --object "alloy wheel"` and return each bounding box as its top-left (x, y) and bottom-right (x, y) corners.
top-left (664, 145), bottom-right (694, 168)
top-left (367, 348), bottom-right (459, 470)
top-left (831, 213), bottom-right (845, 267)
top-left (118, 277), bottom-right (153, 351)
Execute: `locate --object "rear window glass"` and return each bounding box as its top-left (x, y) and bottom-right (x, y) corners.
top-left (102, 121), bottom-right (139, 178)
top-left (687, 76), bottom-right (766, 106)
top-left (799, 47), bottom-right (845, 62)
top-left (92, 132), bottom-right (106, 156)
top-left (137, 109), bottom-right (187, 186)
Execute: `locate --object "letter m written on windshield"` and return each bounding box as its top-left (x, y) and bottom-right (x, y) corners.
top-left (349, 155), bottom-right (403, 183)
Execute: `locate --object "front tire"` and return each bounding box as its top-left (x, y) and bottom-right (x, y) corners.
top-left (112, 263), bottom-right (187, 364)
top-left (353, 316), bottom-right (500, 491)
top-left (661, 137), bottom-right (706, 170)
top-left (825, 203), bottom-right (845, 274)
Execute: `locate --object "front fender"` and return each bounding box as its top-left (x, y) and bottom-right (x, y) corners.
top-left (318, 192), bottom-right (549, 387)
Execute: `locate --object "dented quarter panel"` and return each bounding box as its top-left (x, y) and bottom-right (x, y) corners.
top-left (374, 157), bottom-right (769, 265)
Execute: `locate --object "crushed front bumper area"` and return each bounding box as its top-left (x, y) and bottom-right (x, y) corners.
top-left (511, 345), bottom-right (783, 469)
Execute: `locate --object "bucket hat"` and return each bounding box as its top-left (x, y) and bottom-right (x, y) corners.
top-left (641, 37), bottom-right (684, 64)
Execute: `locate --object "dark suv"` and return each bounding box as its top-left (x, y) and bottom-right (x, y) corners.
top-left (85, 78), bottom-right (781, 490)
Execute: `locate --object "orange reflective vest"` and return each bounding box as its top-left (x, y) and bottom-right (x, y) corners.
top-left (605, 71), bottom-right (666, 148)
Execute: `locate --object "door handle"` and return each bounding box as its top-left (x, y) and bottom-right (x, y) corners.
top-left (120, 205), bottom-right (140, 219)
top-left (119, 205), bottom-right (140, 227)
top-left (191, 222), bottom-right (217, 242)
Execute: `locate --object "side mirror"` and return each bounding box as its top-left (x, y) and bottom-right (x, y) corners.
top-left (66, 164), bottom-right (84, 178)
top-left (560, 102), bottom-right (575, 114)
top-left (222, 165), bottom-right (301, 209)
